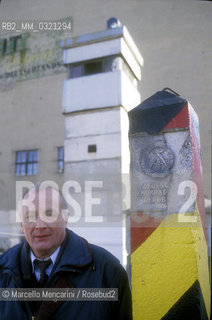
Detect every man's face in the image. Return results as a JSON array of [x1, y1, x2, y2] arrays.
[[21, 188, 67, 259]]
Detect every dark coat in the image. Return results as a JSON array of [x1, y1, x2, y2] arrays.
[[0, 229, 132, 320]]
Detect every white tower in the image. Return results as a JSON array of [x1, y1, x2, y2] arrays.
[[61, 18, 143, 267]]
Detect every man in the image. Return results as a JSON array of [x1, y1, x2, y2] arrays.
[[0, 185, 132, 320]]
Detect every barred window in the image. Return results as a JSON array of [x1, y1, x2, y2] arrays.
[[15, 150, 38, 176], [57, 147, 64, 173]]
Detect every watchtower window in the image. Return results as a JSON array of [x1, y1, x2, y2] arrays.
[[69, 64, 83, 78], [84, 61, 103, 75], [68, 56, 123, 79]]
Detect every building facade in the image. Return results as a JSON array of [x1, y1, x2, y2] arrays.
[[0, 0, 211, 261]]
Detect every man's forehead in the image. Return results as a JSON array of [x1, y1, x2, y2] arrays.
[[22, 188, 61, 206]]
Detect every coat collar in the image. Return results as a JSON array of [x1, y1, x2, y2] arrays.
[[53, 229, 92, 272]]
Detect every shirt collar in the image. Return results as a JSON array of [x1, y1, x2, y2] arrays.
[[30, 246, 60, 272]]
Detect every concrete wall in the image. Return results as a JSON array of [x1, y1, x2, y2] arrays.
[[63, 71, 140, 112], [64, 106, 131, 264]]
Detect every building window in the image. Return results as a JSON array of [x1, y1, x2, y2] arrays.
[[15, 150, 38, 176], [84, 60, 103, 75], [68, 59, 104, 79], [69, 64, 83, 78], [88, 144, 97, 153], [57, 147, 64, 173]]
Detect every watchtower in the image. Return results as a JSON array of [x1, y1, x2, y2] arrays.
[[61, 18, 143, 266]]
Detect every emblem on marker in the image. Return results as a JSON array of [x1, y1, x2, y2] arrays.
[[140, 141, 175, 178]]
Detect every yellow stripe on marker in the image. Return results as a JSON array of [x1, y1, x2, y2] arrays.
[[131, 203, 210, 320]]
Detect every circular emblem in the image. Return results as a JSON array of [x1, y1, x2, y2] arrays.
[[141, 142, 175, 178]]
